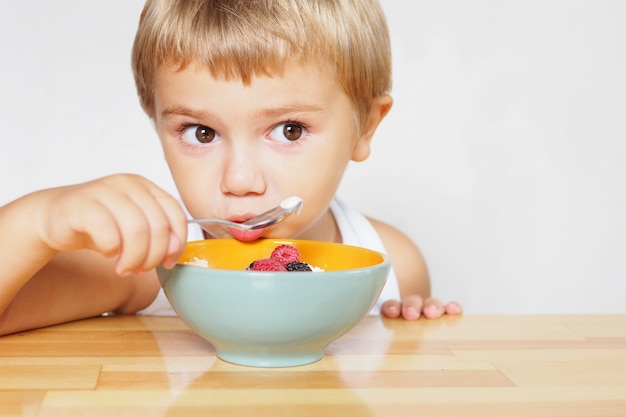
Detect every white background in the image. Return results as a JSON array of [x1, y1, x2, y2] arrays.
[[1, 1, 624, 314]]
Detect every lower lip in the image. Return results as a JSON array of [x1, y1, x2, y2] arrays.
[[228, 228, 267, 241]]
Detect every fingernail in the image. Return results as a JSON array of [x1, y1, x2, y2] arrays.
[[388, 305, 399, 315], [406, 306, 420, 318], [167, 232, 181, 255], [424, 304, 439, 317], [162, 259, 176, 269]]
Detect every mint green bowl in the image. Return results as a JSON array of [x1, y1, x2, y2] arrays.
[[156, 238, 389, 367]]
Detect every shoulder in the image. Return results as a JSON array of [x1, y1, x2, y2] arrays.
[[367, 217, 421, 263], [367, 216, 431, 297]]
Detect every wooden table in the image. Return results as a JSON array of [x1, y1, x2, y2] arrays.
[[1, 314, 625, 416]]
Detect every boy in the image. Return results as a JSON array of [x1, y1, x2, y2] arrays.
[[0, 0, 460, 336]]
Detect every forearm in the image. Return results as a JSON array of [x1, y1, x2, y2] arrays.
[[0, 250, 161, 336], [403, 264, 431, 300], [0, 192, 161, 335], [0, 192, 59, 318]]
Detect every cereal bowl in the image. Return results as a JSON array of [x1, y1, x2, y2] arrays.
[[156, 238, 389, 367]]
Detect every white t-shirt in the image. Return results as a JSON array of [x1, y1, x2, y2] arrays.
[[138, 197, 400, 316]]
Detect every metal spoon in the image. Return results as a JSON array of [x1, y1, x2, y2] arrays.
[[188, 196, 303, 233]]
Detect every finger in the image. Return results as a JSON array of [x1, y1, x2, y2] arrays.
[[38, 186, 122, 255], [68, 201, 124, 256], [73, 210, 131, 276], [422, 297, 445, 319], [148, 188, 188, 268], [381, 299, 402, 318], [401, 294, 424, 320], [37, 176, 179, 276], [100, 177, 182, 275], [98, 193, 153, 276], [124, 187, 180, 272], [50, 178, 153, 275], [444, 301, 463, 315], [159, 231, 182, 269], [118, 178, 188, 271]]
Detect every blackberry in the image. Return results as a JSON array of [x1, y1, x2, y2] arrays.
[[285, 261, 313, 272]]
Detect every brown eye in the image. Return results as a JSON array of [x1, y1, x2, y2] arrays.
[[267, 121, 308, 143], [196, 126, 217, 143], [283, 123, 303, 141]]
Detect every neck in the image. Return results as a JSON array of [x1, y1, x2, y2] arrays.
[[295, 208, 342, 243]]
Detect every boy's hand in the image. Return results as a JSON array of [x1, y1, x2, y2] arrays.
[[35, 174, 187, 276], [381, 296, 462, 320]]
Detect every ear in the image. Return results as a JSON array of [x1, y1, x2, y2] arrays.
[[351, 94, 393, 162]]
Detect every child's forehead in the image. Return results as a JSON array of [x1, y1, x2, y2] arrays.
[[157, 56, 336, 86], [152, 59, 354, 119]]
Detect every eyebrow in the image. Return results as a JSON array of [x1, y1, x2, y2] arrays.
[[160, 103, 323, 120], [160, 105, 211, 120], [257, 103, 324, 118]]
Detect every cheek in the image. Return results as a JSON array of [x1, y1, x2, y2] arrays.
[[159, 136, 213, 181], [277, 152, 347, 200], [165, 154, 221, 207], [298, 139, 354, 176]]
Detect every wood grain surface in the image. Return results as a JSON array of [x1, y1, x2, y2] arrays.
[[1, 314, 625, 416]]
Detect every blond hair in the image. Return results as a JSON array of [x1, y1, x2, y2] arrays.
[[131, 0, 392, 130]]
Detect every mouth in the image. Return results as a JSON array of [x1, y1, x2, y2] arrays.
[[227, 227, 267, 242], [224, 213, 267, 241]]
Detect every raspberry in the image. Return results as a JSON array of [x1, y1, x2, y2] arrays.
[[247, 258, 287, 272], [285, 261, 312, 272], [270, 244, 300, 266]]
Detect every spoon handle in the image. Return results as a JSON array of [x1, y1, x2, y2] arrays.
[[187, 217, 249, 230], [188, 196, 303, 232]]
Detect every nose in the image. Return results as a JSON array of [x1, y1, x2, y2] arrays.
[[219, 144, 266, 196]]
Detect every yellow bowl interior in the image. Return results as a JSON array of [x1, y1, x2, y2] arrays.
[[179, 238, 385, 272]]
